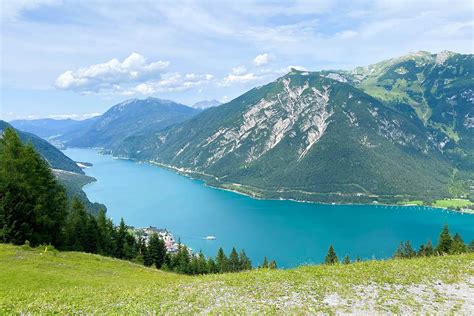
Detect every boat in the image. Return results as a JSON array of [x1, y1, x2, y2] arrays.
[[204, 236, 216, 240]]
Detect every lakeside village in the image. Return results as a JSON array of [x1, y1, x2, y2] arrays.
[[130, 226, 184, 254]]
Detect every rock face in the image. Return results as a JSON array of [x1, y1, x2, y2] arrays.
[[113, 69, 458, 204]]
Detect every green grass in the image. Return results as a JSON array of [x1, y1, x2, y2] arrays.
[[1, 244, 473, 314], [432, 198, 474, 209]]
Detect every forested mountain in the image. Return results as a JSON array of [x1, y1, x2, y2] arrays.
[[0, 120, 83, 174], [64, 97, 200, 149], [328, 51, 473, 170], [113, 68, 462, 203]]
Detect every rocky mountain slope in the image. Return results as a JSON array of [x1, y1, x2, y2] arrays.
[[113, 69, 457, 203]]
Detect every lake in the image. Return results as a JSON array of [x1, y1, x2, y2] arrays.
[[64, 148, 474, 268]]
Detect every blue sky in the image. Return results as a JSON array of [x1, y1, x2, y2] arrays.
[[1, 0, 473, 121]]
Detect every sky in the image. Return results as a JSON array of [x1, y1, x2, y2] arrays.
[[1, 0, 473, 121]]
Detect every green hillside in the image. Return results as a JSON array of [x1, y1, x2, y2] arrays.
[[0, 120, 83, 174], [1, 244, 473, 314]]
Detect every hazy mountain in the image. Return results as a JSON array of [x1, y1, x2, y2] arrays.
[[65, 97, 200, 149], [192, 99, 222, 109], [10, 118, 95, 139], [113, 68, 460, 204]]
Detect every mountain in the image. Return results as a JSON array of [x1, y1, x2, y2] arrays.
[[10, 118, 95, 139], [65, 97, 200, 149], [326, 51, 473, 170], [192, 99, 222, 109], [113, 69, 459, 204], [0, 120, 106, 214], [0, 120, 83, 174]]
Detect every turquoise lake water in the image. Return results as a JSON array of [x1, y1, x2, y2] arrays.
[[64, 148, 474, 268]]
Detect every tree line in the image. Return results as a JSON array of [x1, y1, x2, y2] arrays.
[[323, 224, 474, 265], [0, 128, 276, 275]]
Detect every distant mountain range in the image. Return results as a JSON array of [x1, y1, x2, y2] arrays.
[[11, 97, 200, 150], [192, 99, 222, 109], [9, 51, 473, 204]]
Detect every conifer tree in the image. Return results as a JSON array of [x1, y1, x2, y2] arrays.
[[115, 218, 127, 259], [403, 241, 415, 258], [451, 233, 467, 254], [469, 240, 474, 253], [325, 245, 338, 264], [229, 247, 239, 272], [216, 247, 229, 273], [394, 242, 404, 258], [0, 128, 67, 246], [343, 255, 351, 264], [262, 256, 269, 268], [239, 249, 252, 271], [148, 233, 166, 269], [197, 251, 208, 274], [177, 246, 190, 274], [269, 260, 277, 269], [207, 257, 218, 274], [64, 197, 89, 251], [436, 224, 453, 254]]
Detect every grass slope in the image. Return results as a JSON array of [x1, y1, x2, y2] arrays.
[[1, 244, 473, 314]]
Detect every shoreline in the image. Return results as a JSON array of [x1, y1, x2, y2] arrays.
[[67, 147, 474, 215]]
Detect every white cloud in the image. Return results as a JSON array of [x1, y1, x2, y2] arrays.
[[231, 66, 247, 75], [220, 73, 260, 86], [253, 53, 270, 66], [54, 53, 169, 93], [132, 72, 213, 95]]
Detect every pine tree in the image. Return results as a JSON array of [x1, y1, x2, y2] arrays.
[[143, 243, 153, 267], [469, 240, 474, 253], [403, 241, 415, 258], [451, 233, 467, 254], [115, 218, 127, 259], [207, 257, 218, 273], [64, 197, 89, 251], [343, 255, 351, 264], [177, 246, 190, 274], [216, 247, 228, 273], [355, 256, 362, 262], [325, 245, 338, 264], [436, 224, 453, 255], [196, 251, 208, 274], [148, 233, 166, 269], [229, 247, 239, 272], [96, 208, 114, 256], [418, 240, 434, 257], [262, 256, 269, 268], [0, 128, 67, 246], [269, 260, 277, 269], [394, 242, 404, 258], [239, 249, 252, 271]]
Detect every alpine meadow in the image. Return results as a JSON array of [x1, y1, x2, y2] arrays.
[[1, 0, 473, 314]]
